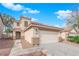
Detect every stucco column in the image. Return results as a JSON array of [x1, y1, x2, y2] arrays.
[[32, 27, 40, 46], [32, 37, 40, 46], [59, 32, 68, 42], [21, 31, 24, 39], [13, 31, 16, 40]]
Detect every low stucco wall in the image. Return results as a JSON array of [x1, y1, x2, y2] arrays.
[[24, 28, 34, 44]]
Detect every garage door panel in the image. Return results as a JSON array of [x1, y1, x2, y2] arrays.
[[39, 30, 59, 44]]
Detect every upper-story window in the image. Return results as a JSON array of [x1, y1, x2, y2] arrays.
[[24, 21, 28, 27], [17, 22, 19, 26]]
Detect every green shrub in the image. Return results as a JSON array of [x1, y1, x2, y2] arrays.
[[67, 36, 74, 38], [74, 36, 79, 43], [67, 36, 74, 42], [5, 28, 12, 33], [67, 35, 79, 43]]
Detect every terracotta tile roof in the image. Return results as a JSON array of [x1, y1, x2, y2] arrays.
[[25, 21, 63, 32], [29, 21, 62, 29]]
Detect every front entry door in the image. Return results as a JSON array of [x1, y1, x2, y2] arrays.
[[16, 31, 21, 39]]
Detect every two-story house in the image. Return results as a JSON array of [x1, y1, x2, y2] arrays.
[[13, 16, 62, 47], [13, 16, 31, 40]]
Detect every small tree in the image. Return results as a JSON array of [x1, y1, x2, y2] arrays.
[[66, 11, 78, 34], [5, 28, 12, 37], [5, 28, 12, 33], [0, 12, 15, 29], [73, 24, 77, 33], [0, 12, 15, 38]]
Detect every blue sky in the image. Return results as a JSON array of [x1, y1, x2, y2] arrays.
[[0, 3, 78, 27]]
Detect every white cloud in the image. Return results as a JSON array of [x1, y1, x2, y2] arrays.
[[28, 9, 40, 14], [1, 3, 40, 14], [31, 18, 38, 21], [25, 8, 40, 14], [55, 10, 72, 20], [1, 3, 24, 11]]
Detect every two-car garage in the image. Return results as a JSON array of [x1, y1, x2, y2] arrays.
[[24, 22, 62, 46], [39, 30, 60, 45]]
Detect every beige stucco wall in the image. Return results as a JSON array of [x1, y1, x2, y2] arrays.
[[24, 28, 34, 44], [20, 18, 31, 30], [60, 32, 68, 40], [13, 17, 31, 40], [13, 17, 31, 30], [25, 27, 60, 45], [39, 30, 60, 44]]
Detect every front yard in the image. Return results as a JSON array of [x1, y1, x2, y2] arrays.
[[1, 38, 79, 56], [0, 39, 14, 56], [0, 39, 47, 56]]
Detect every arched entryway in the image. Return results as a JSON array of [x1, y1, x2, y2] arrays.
[[16, 31, 21, 39]]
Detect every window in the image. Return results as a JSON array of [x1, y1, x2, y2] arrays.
[[24, 21, 28, 27], [17, 23, 19, 26]]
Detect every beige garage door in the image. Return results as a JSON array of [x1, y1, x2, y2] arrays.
[[39, 30, 59, 45]]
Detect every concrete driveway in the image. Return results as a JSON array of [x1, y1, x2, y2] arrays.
[[1, 39, 79, 56], [40, 42, 79, 56]]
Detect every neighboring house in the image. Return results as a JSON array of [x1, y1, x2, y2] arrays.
[[60, 27, 78, 42], [13, 16, 62, 46]]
